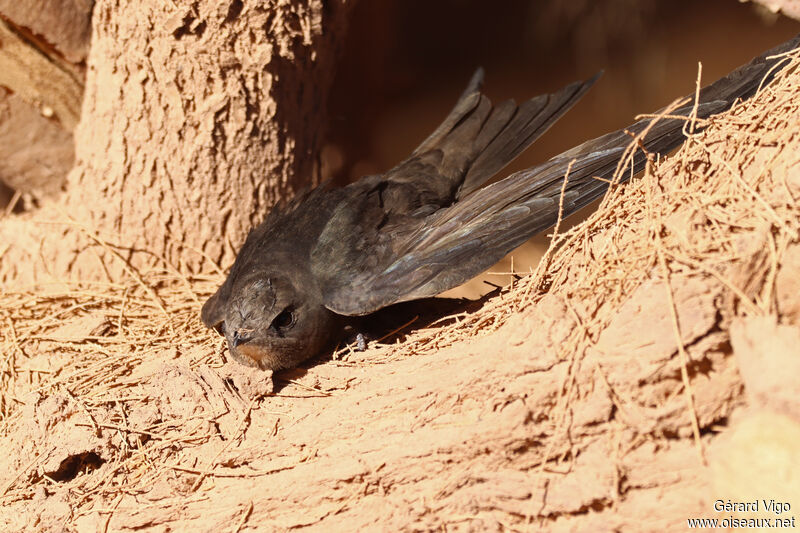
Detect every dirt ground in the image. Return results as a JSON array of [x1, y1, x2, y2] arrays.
[[2, 45, 800, 533]]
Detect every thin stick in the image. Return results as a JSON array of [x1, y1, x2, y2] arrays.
[[2, 189, 22, 217], [231, 501, 254, 533], [643, 158, 706, 465]]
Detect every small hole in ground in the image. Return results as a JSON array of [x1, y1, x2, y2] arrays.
[[46, 452, 105, 482]]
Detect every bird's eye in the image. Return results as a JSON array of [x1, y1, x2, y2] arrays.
[[271, 308, 295, 330]]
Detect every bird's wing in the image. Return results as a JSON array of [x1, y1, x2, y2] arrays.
[[308, 72, 600, 302], [404, 69, 602, 201], [317, 34, 800, 316], [315, 111, 706, 316], [363, 70, 601, 220]]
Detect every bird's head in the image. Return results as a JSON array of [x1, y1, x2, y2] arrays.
[[201, 271, 339, 370]]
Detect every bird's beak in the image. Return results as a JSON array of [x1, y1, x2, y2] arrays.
[[232, 330, 247, 347]]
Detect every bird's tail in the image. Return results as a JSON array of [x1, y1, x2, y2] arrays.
[[408, 68, 601, 200]]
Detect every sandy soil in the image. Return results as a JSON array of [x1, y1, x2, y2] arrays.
[[1, 44, 800, 533]]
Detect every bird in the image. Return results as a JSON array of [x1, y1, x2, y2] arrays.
[[201, 35, 800, 371]]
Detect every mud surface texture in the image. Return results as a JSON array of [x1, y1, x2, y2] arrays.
[[0, 0, 352, 282], [0, 0, 89, 202]]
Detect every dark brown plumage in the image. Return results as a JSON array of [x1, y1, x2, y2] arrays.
[[202, 35, 800, 371]]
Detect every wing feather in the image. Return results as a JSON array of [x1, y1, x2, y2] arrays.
[[319, 35, 800, 316]]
